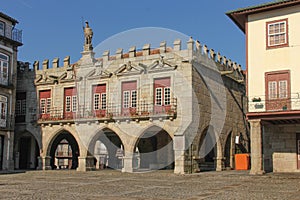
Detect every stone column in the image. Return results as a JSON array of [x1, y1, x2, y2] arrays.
[[215, 157, 224, 171], [77, 156, 95, 172], [42, 156, 52, 170], [174, 135, 186, 174], [36, 156, 43, 170], [249, 119, 265, 175], [122, 152, 134, 173]]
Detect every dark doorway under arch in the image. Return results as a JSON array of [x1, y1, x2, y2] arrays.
[[90, 129, 124, 170], [198, 127, 217, 171], [135, 126, 174, 171], [15, 132, 39, 170], [224, 132, 232, 169], [49, 131, 79, 170]]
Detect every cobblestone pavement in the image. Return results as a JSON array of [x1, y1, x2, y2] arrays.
[[0, 170, 300, 200]]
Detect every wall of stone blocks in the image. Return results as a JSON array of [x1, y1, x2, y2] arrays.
[[263, 124, 300, 172]]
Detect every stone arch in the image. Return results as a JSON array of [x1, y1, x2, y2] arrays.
[[133, 125, 174, 170], [197, 126, 218, 171], [46, 129, 81, 170], [224, 131, 234, 169], [14, 130, 40, 170], [87, 127, 125, 170]]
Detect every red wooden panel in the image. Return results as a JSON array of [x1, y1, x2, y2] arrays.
[[122, 81, 137, 91], [64, 87, 77, 96], [39, 90, 51, 98], [93, 84, 106, 93], [154, 77, 170, 88]]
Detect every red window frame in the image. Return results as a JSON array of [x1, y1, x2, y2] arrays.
[[92, 84, 107, 118], [265, 70, 290, 111], [121, 81, 137, 116], [64, 87, 77, 119], [154, 77, 171, 114]]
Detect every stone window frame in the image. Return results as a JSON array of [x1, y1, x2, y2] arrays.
[[0, 21, 4, 36], [0, 53, 9, 86], [266, 18, 289, 49], [0, 95, 7, 127]]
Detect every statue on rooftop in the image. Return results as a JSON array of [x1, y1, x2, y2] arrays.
[[84, 21, 93, 51]]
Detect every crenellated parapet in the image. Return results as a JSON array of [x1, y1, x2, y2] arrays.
[[34, 56, 77, 85], [33, 37, 244, 86]]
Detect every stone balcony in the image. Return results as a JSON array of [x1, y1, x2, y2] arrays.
[[38, 99, 177, 125]]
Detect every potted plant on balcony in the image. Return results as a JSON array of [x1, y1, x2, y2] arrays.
[[252, 97, 261, 102]]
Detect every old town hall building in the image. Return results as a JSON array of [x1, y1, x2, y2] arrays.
[[14, 22, 247, 173]]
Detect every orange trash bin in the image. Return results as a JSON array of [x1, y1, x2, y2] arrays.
[[235, 154, 250, 170]]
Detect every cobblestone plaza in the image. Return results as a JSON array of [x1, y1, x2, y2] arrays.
[[0, 170, 300, 199]]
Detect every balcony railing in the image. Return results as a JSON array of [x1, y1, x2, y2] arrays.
[[0, 114, 14, 130], [0, 24, 22, 44], [248, 93, 300, 113], [38, 98, 177, 122]]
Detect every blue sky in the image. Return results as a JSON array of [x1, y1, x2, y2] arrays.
[[2, 0, 272, 68]]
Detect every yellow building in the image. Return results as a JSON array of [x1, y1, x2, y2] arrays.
[[228, 0, 300, 173]]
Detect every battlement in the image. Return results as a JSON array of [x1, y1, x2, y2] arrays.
[[33, 56, 72, 71], [33, 38, 244, 83]]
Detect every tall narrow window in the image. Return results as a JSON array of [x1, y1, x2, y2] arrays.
[[131, 90, 137, 108], [0, 95, 7, 127], [72, 96, 77, 112], [101, 93, 107, 110], [65, 96, 71, 112], [0, 22, 4, 36], [40, 99, 46, 114], [123, 91, 130, 108], [164, 87, 171, 105], [155, 88, 162, 105], [94, 94, 100, 110], [267, 19, 288, 48], [0, 53, 9, 85], [46, 98, 51, 114]]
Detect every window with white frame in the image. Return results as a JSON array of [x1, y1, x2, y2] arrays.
[[164, 87, 171, 105], [46, 98, 51, 114], [94, 94, 100, 110], [131, 90, 137, 108], [40, 99, 46, 114], [0, 53, 9, 85], [267, 19, 288, 48], [0, 22, 4, 36], [0, 95, 7, 127], [72, 96, 77, 112], [65, 96, 71, 112], [101, 93, 106, 109], [155, 88, 162, 105], [268, 81, 277, 99], [123, 91, 130, 108]]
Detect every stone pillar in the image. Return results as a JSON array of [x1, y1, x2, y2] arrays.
[[42, 156, 52, 170], [77, 156, 95, 172], [122, 152, 134, 173], [215, 140, 224, 171], [249, 119, 265, 175], [174, 135, 186, 174], [36, 156, 43, 170], [215, 157, 224, 171]]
